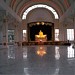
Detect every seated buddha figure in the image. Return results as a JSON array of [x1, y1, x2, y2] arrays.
[[35, 30, 46, 38]]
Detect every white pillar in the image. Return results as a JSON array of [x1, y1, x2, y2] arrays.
[[22, 20, 28, 42], [18, 24, 22, 46], [14, 22, 19, 45], [59, 22, 65, 41], [0, 25, 3, 44], [74, 17, 75, 41], [26, 24, 28, 42], [2, 16, 8, 45]]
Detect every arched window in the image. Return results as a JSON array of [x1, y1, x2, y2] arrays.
[[22, 4, 59, 19]]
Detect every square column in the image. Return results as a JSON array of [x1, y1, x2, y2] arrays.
[[2, 17, 8, 46]]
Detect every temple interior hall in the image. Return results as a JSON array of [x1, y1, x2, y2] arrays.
[[0, 0, 75, 75]]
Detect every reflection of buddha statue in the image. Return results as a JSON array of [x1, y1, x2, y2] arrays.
[[36, 46, 47, 56]]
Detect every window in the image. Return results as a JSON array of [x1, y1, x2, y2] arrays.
[[8, 30, 14, 42], [67, 29, 74, 41], [23, 30, 27, 41], [55, 29, 59, 41]]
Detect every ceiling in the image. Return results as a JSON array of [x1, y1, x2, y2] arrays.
[[3, 0, 75, 18]]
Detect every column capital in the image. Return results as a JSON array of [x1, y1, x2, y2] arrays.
[[3, 15, 8, 23]]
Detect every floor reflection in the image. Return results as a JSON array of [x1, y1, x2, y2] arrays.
[[27, 45, 56, 75], [23, 47, 27, 59], [55, 46, 60, 60], [8, 45, 15, 59], [0, 45, 75, 75], [36, 46, 47, 57], [67, 45, 74, 59]]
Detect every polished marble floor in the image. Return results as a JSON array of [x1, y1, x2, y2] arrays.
[[0, 45, 75, 75]]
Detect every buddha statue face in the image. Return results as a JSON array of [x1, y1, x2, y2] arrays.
[[39, 30, 43, 36]]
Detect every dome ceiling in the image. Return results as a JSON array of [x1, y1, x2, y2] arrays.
[[4, 0, 75, 18]]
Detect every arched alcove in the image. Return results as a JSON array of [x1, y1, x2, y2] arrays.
[[26, 8, 55, 23], [27, 21, 54, 42]]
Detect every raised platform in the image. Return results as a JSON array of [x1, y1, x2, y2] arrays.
[[22, 41, 71, 46]]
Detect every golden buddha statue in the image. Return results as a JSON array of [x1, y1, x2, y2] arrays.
[[35, 30, 46, 38], [35, 30, 47, 42]]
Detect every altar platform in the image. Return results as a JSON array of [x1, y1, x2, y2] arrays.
[[22, 41, 71, 46]]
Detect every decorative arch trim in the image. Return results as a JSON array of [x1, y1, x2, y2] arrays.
[[22, 4, 59, 19], [17, 0, 63, 18]]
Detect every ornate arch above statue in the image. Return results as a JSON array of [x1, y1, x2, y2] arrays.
[[22, 4, 59, 19]]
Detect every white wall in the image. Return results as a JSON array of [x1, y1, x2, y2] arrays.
[[26, 8, 54, 23], [59, 2, 75, 41], [21, 8, 55, 42]]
